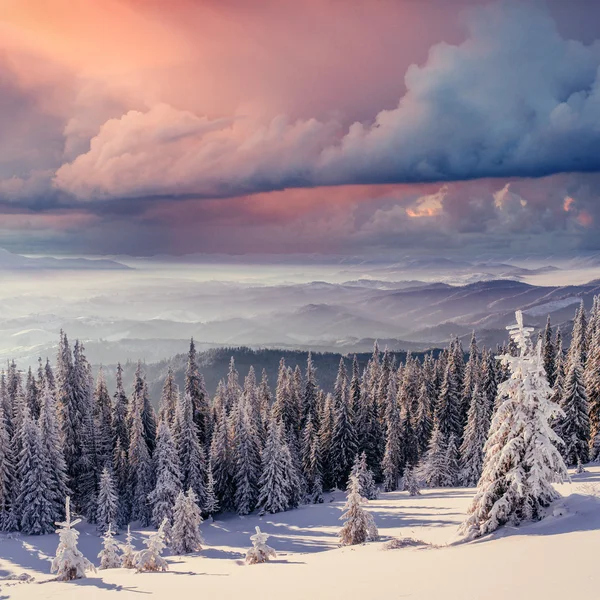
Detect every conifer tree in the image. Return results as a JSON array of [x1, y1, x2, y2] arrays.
[[112, 363, 129, 451], [25, 366, 40, 420], [339, 475, 378, 546], [113, 439, 131, 528], [400, 403, 419, 472], [330, 358, 357, 488], [402, 466, 421, 496], [436, 359, 462, 444], [542, 315, 556, 386], [171, 489, 204, 554], [96, 467, 119, 534], [158, 366, 178, 427], [444, 434, 460, 487], [586, 317, 600, 460], [135, 518, 169, 572], [94, 368, 113, 470], [415, 381, 434, 456], [318, 392, 335, 488], [462, 332, 479, 423], [149, 420, 182, 528], [303, 353, 319, 429], [301, 414, 324, 503], [558, 355, 590, 466], [204, 458, 219, 516], [349, 452, 378, 500], [419, 423, 451, 488], [121, 525, 136, 569], [185, 340, 210, 445], [257, 418, 289, 514], [209, 405, 234, 511], [17, 406, 56, 534], [132, 363, 157, 456], [460, 382, 491, 486], [460, 311, 568, 538], [98, 524, 121, 569], [382, 381, 402, 492], [0, 402, 13, 530], [232, 397, 261, 515], [245, 526, 276, 564], [51, 497, 96, 581], [38, 382, 69, 522], [128, 391, 153, 526], [224, 357, 242, 413], [173, 392, 207, 508]]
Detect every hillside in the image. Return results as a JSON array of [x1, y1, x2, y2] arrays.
[[2, 467, 599, 599]]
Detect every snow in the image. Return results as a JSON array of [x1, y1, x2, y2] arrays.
[[2, 467, 600, 598]]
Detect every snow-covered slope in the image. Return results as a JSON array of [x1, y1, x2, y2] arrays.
[[2, 467, 600, 599]]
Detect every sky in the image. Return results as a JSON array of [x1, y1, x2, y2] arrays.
[[2, 0, 600, 258]]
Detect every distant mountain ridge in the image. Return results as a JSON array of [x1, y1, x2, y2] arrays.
[[0, 248, 131, 270]]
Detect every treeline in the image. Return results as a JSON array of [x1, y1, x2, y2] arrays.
[[0, 296, 598, 536]]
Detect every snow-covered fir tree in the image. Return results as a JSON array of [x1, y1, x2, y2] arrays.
[[128, 390, 153, 526], [415, 380, 434, 456], [204, 458, 219, 516], [173, 391, 207, 509], [542, 315, 556, 386], [185, 339, 210, 445], [112, 363, 129, 452], [17, 405, 56, 535], [330, 358, 357, 488], [113, 438, 130, 528], [245, 526, 277, 564], [158, 366, 178, 427], [557, 354, 590, 466], [436, 358, 462, 444], [257, 417, 289, 514], [94, 367, 113, 470], [171, 489, 204, 554], [135, 518, 169, 572], [96, 467, 119, 534], [98, 524, 121, 569], [349, 452, 378, 500], [460, 311, 569, 538], [232, 395, 261, 515], [209, 405, 234, 511], [149, 420, 182, 528], [402, 466, 421, 496], [382, 377, 402, 492], [339, 475, 378, 546], [0, 401, 13, 531], [419, 422, 452, 488], [121, 525, 136, 569], [586, 320, 600, 460], [459, 382, 491, 486], [51, 497, 96, 581], [38, 382, 69, 523]]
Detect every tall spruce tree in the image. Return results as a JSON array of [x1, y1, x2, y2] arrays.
[[232, 396, 261, 515], [96, 467, 119, 534], [173, 392, 207, 508], [460, 312, 568, 538], [38, 382, 69, 522], [149, 420, 182, 528], [209, 405, 234, 511], [558, 355, 590, 466], [158, 366, 178, 427], [17, 406, 56, 534], [112, 363, 129, 452], [185, 340, 210, 445], [257, 417, 289, 514], [330, 359, 357, 488], [459, 382, 490, 486]]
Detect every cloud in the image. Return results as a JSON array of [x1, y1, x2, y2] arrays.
[[49, 2, 600, 202]]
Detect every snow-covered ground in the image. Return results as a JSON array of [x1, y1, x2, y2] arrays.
[[2, 467, 600, 599]]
